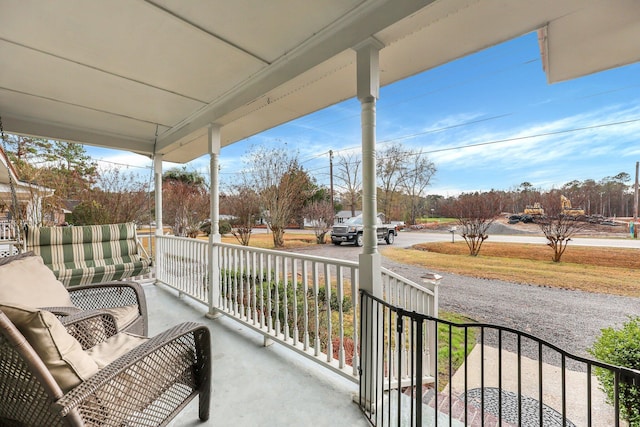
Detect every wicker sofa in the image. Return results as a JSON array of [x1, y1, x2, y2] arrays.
[[0, 251, 148, 335], [0, 306, 211, 426]]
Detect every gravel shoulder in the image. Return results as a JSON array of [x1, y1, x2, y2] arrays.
[[286, 243, 640, 360]]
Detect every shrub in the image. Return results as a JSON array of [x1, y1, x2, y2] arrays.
[[588, 316, 640, 425], [200, 220, 231, 235], [316, 286, 352, 312], [69, 200, 108, 225], [219, 220, 232, 235]]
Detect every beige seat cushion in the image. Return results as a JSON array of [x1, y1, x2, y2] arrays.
[[87, 332, 148, 369], [86, 332, 188, 422], [0, 254, 74, 308], [101, 305, 139, 332], [0, 303, 99, 392]]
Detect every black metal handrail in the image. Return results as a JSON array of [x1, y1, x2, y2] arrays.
[[358, 290, 640, 427]]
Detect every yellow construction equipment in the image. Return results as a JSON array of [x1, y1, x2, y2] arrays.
[[524, 202, 544, 216], [560, 195, 585, 216]]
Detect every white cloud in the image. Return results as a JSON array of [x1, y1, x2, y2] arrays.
[[414, 103, 640, 175]]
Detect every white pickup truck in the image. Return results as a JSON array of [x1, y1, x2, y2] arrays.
[[330, 214, 397, 246]]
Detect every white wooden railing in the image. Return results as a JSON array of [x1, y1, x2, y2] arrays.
[[380, 267, 440, 387], [216, 242, 361, 379], [155, 236, 209, 302], [0, 221, 20, 258], [0, 220, 17, 241], [154, 235, 438, 384]]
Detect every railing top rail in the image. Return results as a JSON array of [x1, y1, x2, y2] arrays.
[[360, 289, 640, 378], [381, 266, 436, 295], [215, 241, 360, 269], [156, 235, 209, 246]]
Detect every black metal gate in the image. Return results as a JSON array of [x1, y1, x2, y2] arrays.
[[358, 290, 640, 427]]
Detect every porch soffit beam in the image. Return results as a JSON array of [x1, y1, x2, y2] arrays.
[[154, 0, 436, 154], [3, 115, 156, 157]]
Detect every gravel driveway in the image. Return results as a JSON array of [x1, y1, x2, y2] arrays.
[[286, 243, 640, 360]]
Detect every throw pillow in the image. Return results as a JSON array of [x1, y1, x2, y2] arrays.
[[0, 254, 73, 307], [1, 303, 99, 392]]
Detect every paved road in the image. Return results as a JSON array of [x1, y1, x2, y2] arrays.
[[396, 228, 640, 249], [249, 223, 640, 248], [286, 239, 640, 361]]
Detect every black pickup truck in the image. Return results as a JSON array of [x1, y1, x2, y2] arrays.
[[330, 215, 397, 246]]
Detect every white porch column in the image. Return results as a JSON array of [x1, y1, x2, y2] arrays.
[[356, 38, 384, 298], [153, 154, 163, 237], [206, 124, 222, 318], [355, 38, 384, 410]]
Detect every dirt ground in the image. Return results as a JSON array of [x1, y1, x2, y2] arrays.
[[425, 216, 631, 238], [503, 218, 629, 237]]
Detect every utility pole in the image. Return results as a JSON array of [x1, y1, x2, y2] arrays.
[[329, 150, 335, 213], [635, 161, 639, 221], [634, 161, 638, 238]]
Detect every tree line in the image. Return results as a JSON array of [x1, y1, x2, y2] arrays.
[[436, 174, 636, 220], [3, 134, 636, 252]]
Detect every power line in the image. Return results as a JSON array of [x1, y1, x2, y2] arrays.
[[420, 117, 640, 156], [213, 114, 640, 182], [94, 158, 152, 169], [378, 113, 513, 144]]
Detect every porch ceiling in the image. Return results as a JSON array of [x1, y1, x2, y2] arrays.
[[1, 0, 639, 163]]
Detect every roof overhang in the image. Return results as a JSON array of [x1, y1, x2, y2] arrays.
[[1, 0, 639, 163], [0, 147, 54, 201], [0, 147, 19, 186]]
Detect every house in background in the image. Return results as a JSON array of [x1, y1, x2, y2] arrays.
[[0, 146, 54, 228], [334, 210, 362, 223]]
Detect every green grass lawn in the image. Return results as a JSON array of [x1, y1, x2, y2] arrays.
[[437, 311, 476, 389]]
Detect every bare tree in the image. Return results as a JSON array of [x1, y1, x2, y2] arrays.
[[443, 192, 501, 256], [537, 191, 586, 262], [402, 151, 436, 225], [377, 143, 409, 220], [302, 200, 334, 244], [335, 153, 361, 216], [244, 146, 311, 248], [224, 185, 261, 246], [74, 168, 150, 225]]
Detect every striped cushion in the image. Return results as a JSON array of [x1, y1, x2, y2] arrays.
[[26, 223, 151, 287]]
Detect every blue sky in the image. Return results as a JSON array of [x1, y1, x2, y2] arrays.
[[90, 32, 640, 196]]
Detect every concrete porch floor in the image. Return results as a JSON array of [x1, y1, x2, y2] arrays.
[[143, 283, 370, 427]]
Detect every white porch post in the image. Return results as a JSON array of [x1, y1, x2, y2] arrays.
[[153, 154, 163, 237], [355, 38, 384, 410], [206, 124, 222, 319], [357, 38, 384, 300]]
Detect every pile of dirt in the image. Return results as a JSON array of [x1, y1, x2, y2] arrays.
[[499, 218, 628, 237], [488, 221, 535, 235]]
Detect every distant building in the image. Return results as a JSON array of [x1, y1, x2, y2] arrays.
[[334, 210, 362, 224], [0, 146, 54, 225]]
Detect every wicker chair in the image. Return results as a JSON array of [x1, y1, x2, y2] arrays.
[[0, 307, 211, 426], [0, 252, 148, 335], [47, 281, 149, 336]]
